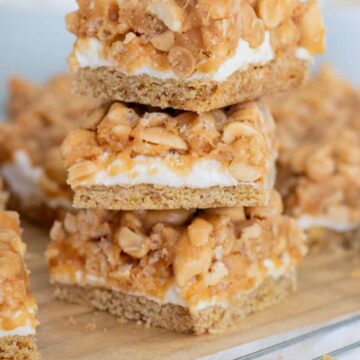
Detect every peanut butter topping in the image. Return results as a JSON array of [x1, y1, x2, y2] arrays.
[[67, 0, 324, 76], [268, 67, 360, 225], [47, 191, 307, 308], [61, 101, 276, 186], [0, 211, 38, 332], [0, 75, 103, 202]]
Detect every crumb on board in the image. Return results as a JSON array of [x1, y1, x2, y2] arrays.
[[67, 316, 77, 326], [85, 321, 97, 330], [117, 317, 128, 325], [350, 268, 360, 279]]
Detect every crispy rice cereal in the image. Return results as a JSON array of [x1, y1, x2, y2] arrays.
[[0, 75, 103, 224], [268, 67, 360, 238], [0, 211, 39, 359], [47, 191, 307, 333], [67, 0, 324, 77]]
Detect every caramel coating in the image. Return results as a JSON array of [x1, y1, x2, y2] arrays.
[[67, 0, 324, 76], [62, 101, 276, 186]]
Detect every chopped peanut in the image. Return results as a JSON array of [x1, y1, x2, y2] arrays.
[[188, 218, 214, 247], [62, 101, 276, 188], [67, 0, 324, 76]]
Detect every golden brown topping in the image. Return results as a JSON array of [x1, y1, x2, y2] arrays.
[[187, 218, 214, 247], [0, 210, 38, 333], [168, 46, 196, 78], [61, 129, 102, 167], [67, 161, 99, 187], [147, 0, 185, 32], [67, 0, 324, 76], [246, 190, 283, 219], [97, 102, 139, 152], [294, 1, 325, 55], [257, 0, 295, 29], [268, 66, 360, 223], [62, 101, 275, 186], [115, 226, 151, 259], [239, 2, 265, 48], [173, 232, 213, 287], [150, 30, 175, 51]]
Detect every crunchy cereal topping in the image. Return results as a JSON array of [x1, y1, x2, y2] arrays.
[[61, 101, 276, 185], [0, 211, 38, 332], [47, 191, 306, 307], [268, 66, 360, 224], [0, 75, 103, 204], [67, 0, 324, 76]]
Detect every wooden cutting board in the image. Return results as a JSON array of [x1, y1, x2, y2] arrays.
[[24, 223, 360, 360]]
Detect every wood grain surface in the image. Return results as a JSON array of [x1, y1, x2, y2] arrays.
[[24, 223, 360, 360]]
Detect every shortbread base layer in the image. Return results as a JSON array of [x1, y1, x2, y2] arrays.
[[307, 227, 360, 252], [75, 50, 308, 112], [0, 335, 38, 360], [73, 183, 271, 210], [54, 272, 296, 335]]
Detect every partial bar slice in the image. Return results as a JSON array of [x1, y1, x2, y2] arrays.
[[0, 211, 39, 359], [0, 178, 9, 210], [67, 0, 324, 111], [268, 66, 360, 250], [61, 101, 277, 210], [46, 191, 307, 334], [0, 75, 102, 225]]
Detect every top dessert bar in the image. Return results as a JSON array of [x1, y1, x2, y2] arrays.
[[67, 0, 325, 111], [268, 67, 360, 241], [0, 75, 102, 224], [0, 211, 39, 359], [61, 100, 277, 210]]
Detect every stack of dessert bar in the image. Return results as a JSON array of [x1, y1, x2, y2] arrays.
[[0, 180, 39, 359], [47, 0, 324, 334]]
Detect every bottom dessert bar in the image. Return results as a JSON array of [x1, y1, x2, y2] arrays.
[[0, 336, 38, 360], [0, 211, 39, 359], [47, 191, 306, 334], [54, 272, 295, 335]]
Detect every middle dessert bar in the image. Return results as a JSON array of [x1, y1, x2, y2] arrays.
[[62, 101, 277, 210]]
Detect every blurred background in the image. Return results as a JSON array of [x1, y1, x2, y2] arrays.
[[0, 0, 360, 113]]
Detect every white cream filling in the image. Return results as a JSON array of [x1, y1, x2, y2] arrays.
[[295, 47, 313, 61], [0, 323, 35, 337], [93, 154, 240, 188], [1, 150, 71, 209], [297, 215, 360, 232], [74, 33, 274, 82], [53, 252, 293, 311]]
